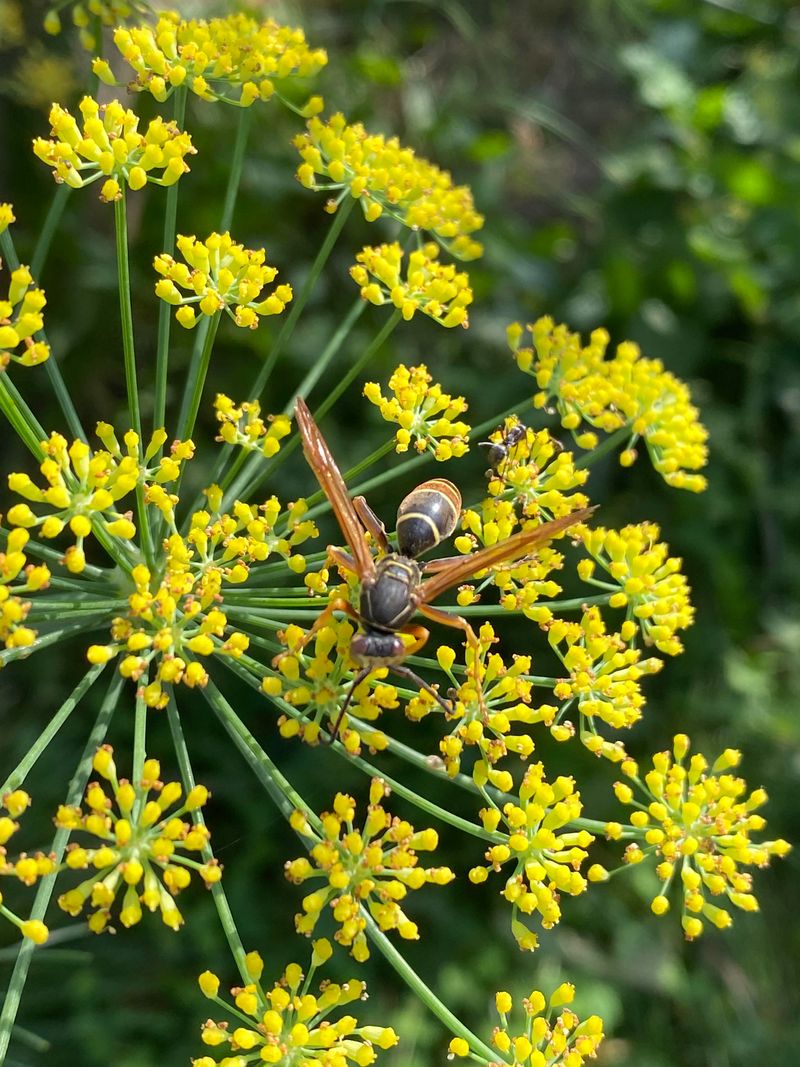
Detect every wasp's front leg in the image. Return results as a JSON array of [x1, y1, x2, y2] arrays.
[[415, 602, 488, 716], [270, 596, 361, 668]]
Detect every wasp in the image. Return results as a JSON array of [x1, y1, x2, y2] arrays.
[[287, 398, 592, 743]]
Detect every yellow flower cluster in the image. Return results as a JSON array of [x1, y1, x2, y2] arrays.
[[154, 232, 292, 330], [455, 503, 569, 614], [0, 789, 52, 945], [98, 11, 327, 107], [580, 523, 694, 655], [56, 746, 219, 933], [89, 494, 317, 707], [285, 780, 454, 961], [548, 607, 663, 744], [481, 419, 590, 519], [6, 427, 190, 574], [213, 395, 292, 457], [510, 317, 709, 492], [364, 364, 470, 461], [414, 625, 555, 780], [45, 2, 149, 52], [268, 618, 394, 754], [196, 941, 398, 1066], [469, 763, 593, 951], [0, 255, 50, 371], [1, 529, 50, 653], [33, 96, 196, 202], [350, 242, 472, 328], [294, 114, 484, 259], [449, 984, 604, 1066], [607, 735, 790, 940]]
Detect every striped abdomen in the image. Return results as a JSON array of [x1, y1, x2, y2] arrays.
[[396, 478, 461, 559]]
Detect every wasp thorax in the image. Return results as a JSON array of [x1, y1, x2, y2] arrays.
[[396, 478, 461, 559]]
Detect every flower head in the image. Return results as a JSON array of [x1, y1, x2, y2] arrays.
[[469, 763, 593, 951], [612, 735, 791, 939], [481, 418, 590, 519], [547, 607, 663, 747], [213, 395, 292, 458], [295, 114, 483, 259], [33, 96, 196, 202], [286, 779, 454, 961], [0, 257, 50, 371], [580, 523, 694, 655], [364, 364, 470, 460], [450, 982, 604, 1066], [511, 317, 709, 491], [100, 11, 326, 106], [154, 232, 292, 330], [350, 242, 472, 328], [408, 625, 553, 780], [89, 494, 316, 708], [195, 942, 398, 1066], [55, 746, 219, 933], [6, 426, 190, 574]]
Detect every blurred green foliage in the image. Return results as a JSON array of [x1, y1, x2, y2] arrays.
[[1, 1, 799, 1065]]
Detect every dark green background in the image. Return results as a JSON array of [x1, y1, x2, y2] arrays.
[[1, 1, 798, 1064]]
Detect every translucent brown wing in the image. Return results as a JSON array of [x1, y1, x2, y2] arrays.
[[295, 397, 376, 580], [417, 508, 595, 603]]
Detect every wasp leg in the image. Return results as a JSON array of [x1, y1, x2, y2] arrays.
[[389, 663, 452, 715], [270, 596, 360, 667], [328, 545, 358, 576], [321, 666, 374, 745], [353, 496, 390, 554], [415, 603, 487, 713], [397, 622, 430, 657]]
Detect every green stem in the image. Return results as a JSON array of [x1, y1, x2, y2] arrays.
[[165, 694, 249, 981], [363, 914, 498, 1063], [201, 677, 322, 835], [0, 374, 45, 458], [248, 197, 355, 402], [575, 424, 632, 469], [315, 309, 401, 423], [31, 183, 71, 279], [219, 106, 253, 232], [282, 297, 367, 415], [329, 750, 497, 843], [176, 312, 221, 443], [225, 309, 401, 509], [0, 672, 123, 1062], [114, 189, 141, 437], [131, 673, 148, 797], [153, 87, 188, 436], [0, 662, 106, 794]]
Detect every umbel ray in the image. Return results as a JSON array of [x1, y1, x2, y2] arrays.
[[285, 398, 593, 743]]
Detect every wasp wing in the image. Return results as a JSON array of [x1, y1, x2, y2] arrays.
[[417, 508, 594, 603], [295, 397, 376, 580]]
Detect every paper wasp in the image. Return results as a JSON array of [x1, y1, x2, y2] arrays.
[[287, 398, 592, 743]]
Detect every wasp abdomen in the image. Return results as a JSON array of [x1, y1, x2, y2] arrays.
[[396, 478, 461, 559]]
